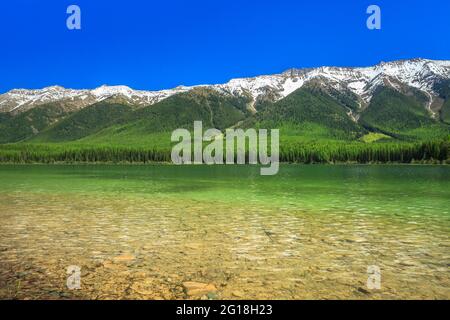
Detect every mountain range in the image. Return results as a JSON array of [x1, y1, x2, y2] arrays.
[[1, 58, 449, 146]]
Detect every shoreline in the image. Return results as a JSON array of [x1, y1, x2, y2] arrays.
[[0, 161, 448, 166]]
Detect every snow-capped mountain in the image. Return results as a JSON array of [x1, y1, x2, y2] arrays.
[[214, 58, 450, 108], [0, 84, 193, 114], [1, 58, 449, 114]]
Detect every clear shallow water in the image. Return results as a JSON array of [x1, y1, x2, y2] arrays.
[[0, 164, 449, 299]]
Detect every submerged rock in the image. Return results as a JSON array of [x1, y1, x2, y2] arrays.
[[182, 281, 217, 298], [113, 254, 135, 263], [357, 287, 371, 294], [232, 290, 245, 298], [131, 280, 154, 296]]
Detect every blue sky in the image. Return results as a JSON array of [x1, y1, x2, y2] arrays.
[[0, 0, 449, 93]]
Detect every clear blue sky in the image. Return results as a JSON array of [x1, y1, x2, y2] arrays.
[[0, 0, 449, 93]]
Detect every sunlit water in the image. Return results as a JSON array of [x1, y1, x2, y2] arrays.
[[0, 165, 449, 299]]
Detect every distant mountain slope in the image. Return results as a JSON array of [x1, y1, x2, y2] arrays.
[[442, 100, 450, 124], [0, 103, 72, 143], [360, 87, 449, 140], [129, 88, 251, 131], [1, 58, 450, 145], [244, 84, 365, 140], [30, 101, 135, 142], [75, 88, 251, 146], [433, 79, 450, 123]]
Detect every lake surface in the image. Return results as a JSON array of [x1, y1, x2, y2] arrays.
[[0, 164, 449, 299]]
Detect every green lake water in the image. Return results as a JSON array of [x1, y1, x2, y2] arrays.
[[0, 164, 449, 299]]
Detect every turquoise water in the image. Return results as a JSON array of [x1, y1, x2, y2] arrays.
[[0, 165, 449, 299]]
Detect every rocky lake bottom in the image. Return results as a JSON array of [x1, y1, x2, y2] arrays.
[[0, 165, 448, 299]]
